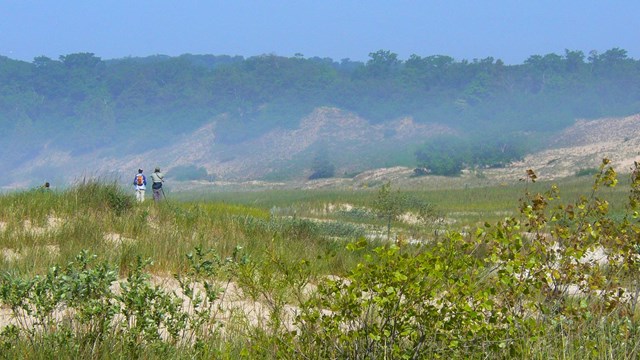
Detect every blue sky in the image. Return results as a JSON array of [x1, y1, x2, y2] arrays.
[[1, 1, 638, 64]]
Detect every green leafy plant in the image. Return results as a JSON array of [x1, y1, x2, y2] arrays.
[[290, 159, 640, 358], [372, 181, 407, 241], [0, 250, 119, 354], [295, 237, 513, 358], [371, 181, 438, 241], [174, 245, 240, 344]]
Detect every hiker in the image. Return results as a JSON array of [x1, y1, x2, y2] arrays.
[[151, 167, 165, 202], [133, 169, 146, 202]]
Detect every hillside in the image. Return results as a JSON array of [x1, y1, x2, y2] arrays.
[[485, 113, 640, 181], [2, 49, 640, 189], [3, 107, 452, 188], [5, 110, 640, 192], [173, 111, 640, 191]]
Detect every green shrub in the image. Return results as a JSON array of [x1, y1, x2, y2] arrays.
[[0, 247, 241, 358], [288, 159, 640, 358], [308, 156, 335, 180], [169, 165, 211, 181], [295, 237, 512, 358]]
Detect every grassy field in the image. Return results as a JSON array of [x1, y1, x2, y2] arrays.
[[1, 169, 639, 358], [175, 173, 630, 228]]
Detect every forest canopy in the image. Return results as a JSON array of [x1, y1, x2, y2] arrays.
[[0, 48, 639, 172]]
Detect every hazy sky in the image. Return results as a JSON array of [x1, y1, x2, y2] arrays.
[[1, 1, 638, 64]]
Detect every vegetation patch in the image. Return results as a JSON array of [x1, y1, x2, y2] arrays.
[[575, 167, 600, 177], [2, 161, 640, 358]]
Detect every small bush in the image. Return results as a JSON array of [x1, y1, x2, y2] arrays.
[[309, 147, 335, 180], [412, 167, 430, 177], [169, 165, 211, 181], [308, 162, 335, 180]]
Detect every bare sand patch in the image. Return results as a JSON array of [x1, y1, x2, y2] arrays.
[[1, 248, 21, 262], [1, 245, 59, 263], [399, 212, 421, 225], [324, 203, 354, 213], [22, 215, 64, 236], [353, 166, 414, 184], [42, 244, 60, 257]]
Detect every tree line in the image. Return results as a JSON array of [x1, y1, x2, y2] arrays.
[[0, 48, 639, 174]]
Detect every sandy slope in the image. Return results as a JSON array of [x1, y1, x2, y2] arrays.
[[484, 114, 640, 182], [3, 111, 640, 190]]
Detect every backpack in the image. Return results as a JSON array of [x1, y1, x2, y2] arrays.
[[136, 174, 144, 186]]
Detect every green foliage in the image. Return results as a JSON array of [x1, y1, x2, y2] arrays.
[[415, 135, 470, 176], [575, 167, 599, 177], [169, 165, 211, 181], [0, 247, 243, 358], [0, 250, 119, 354], [415, 134, 528, 175], [336, 206, 376, 222], [308, 145, 335, 180], [372, 181, 437, 240], [238, 215, 366, 240], [373, 181, 407, 240], [290, 159, 640, 358], [0, 324, 19, 353], [3, 161, 640, 358], [296, 239, 513, 358]]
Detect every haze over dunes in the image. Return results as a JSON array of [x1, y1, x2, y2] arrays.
[[1, 49, 639, 189]]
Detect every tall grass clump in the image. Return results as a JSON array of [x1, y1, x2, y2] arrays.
[[67, 179, 134, 215]]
